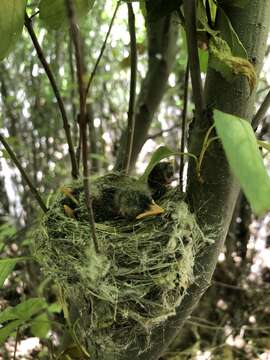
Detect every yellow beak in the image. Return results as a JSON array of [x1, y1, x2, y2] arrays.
[[60, 186, 79, 205], [136, 201, 164, 220]]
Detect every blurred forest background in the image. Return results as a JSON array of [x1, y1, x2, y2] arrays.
[[0, 0, 270, 359]]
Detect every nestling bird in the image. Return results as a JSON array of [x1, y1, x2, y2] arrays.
[[61, 173, 164, 222], [148, 162, 174, 201]]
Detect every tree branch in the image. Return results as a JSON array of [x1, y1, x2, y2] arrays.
[[179, 60, 189, 191], [24, 14, 79, 179], [65, 0, 99, 254], [114, 15, 178, 171], [123, 3, 137, 174], [252, 87, 270, 129], [85, 1, 120, 97], [122, 1, 270, 358], [0, 133, 48, 213], [182, 0, 204, 118], [147, 124, 178, 140]]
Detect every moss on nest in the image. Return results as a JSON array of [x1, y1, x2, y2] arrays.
[[35, 180, 212, 358]]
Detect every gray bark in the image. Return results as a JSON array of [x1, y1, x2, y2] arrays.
[[122, 1, 270, 359], [114, 14, 178, 171]]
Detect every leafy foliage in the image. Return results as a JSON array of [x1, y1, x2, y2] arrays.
[[218, 8, 247, 58], [39, 0, 95, 30], [0, 298, 47, 344], [214, 109, 270, 215], [0, 0, 26, 61], [0, 257, 30, 288]]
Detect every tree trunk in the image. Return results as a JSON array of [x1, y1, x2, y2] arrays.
[[122, 1, 270, 358], [114, 14, 178, 171]]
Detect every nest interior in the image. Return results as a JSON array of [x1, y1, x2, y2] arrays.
[[35, 180, 211, 358]]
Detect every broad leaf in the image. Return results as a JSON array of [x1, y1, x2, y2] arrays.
[[0, 298, 47, 323], [30, 313, 50, 338], [214, 110, 270, 215], [139, 146, 197, 183], [0, 257, 30, 288], [209, 37, 256, 91], [0, 319, 23, 345], [0, 0, 26, 61], [39, 0, 95, 30], [219, 8, 247, 58]]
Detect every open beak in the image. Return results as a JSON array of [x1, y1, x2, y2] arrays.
[[136, 201, 164, 220]]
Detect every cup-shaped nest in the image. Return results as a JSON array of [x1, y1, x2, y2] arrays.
[[35, 184, 211, 358]]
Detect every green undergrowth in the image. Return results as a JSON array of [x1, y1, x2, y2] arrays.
[[35, 184, 212, 359]]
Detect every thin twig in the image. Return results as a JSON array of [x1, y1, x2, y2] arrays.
[[24, 13, 79, 179], [30, 10, 40, 19], [65, 0, 99, 253], [179, 60, 189, 191], [13, 326, 20, 360], [252, 88, 270, 129], [0, 133, 48, 213], [85, 1, 120, 97], [123, 3, 137, 174], [147, 124, 178, 140], [183, 0, 205, 118]]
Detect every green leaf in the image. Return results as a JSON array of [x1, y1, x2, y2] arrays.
[[0, 259, 17, 288], [39, 0, 95, 30], [197, 0, 219, 37], [214, 109, 270, 215], [48, 302, 62, 313], [209, 36, 256, 91], [199, 48, 209, 73], [0, 298, 47, 323], [219, 8, 247, 58], [0, 319, 23, 345], [139, 146, 197, 183], [0, 0, 26, 61], [30, 313, 51, 338], [0, 257, 32, 288], [208, 0, 217, 22], [0, 223, 16, 242]]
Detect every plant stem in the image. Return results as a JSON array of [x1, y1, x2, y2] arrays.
[[183, 0, 205, 118], [0, 133, 48, 213], [85, 1, 120, 97], [252, 88, 270, 129], [65, 0, 99, 254], [24, 13, 79, 179], [13, 326, 20, 360], [147, 124, 178, 140], [124, 3, 137, 174], [179, 60, 189, 191]]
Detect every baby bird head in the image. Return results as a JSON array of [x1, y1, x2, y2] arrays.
[[148, 162, 174, 201], [114, 185, 164, 220], [148, 162, 174, 188]]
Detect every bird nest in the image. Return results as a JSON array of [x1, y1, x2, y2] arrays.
[[35, 180, 212, 358]]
